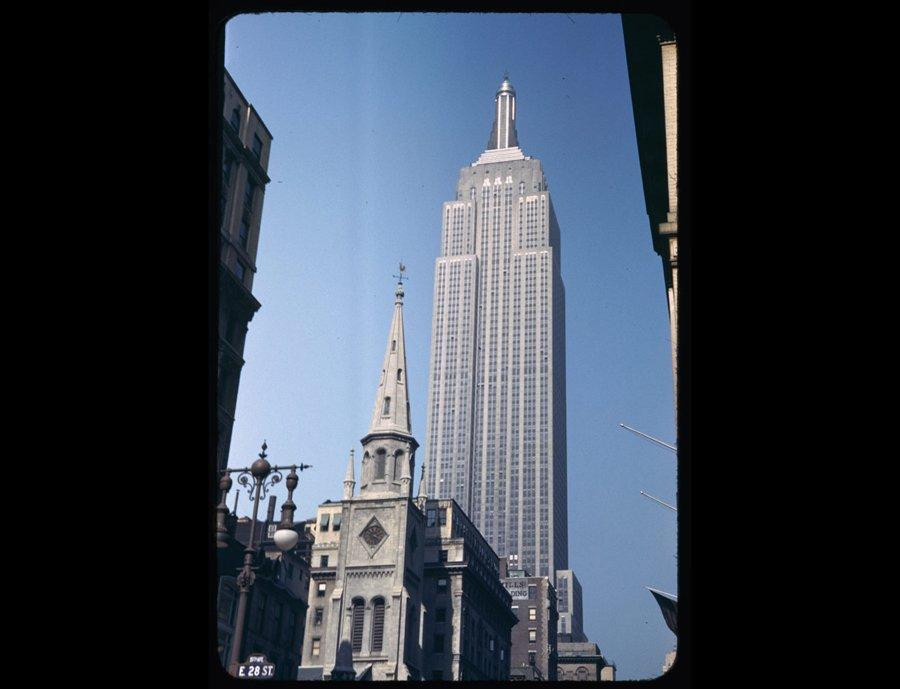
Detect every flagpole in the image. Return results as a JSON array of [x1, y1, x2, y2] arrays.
[[640, 491, 676, 512], [619, 423, 676, 452]]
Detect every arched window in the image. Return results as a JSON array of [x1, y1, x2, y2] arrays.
[[397, 368, 402, 382], [351, 598, 365, 653], [374, 450, 386, 480], [394, 452, 405, 481], [382, 396, 391, 415], [370, 598, 385, 652], [576, 666, 588, 681]]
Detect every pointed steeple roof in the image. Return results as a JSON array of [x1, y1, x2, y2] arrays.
[[368, 272, 412, 437], [343, 448, 355, 499], [417, 461, 428, 500]]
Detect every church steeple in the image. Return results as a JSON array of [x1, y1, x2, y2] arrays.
[[486, 71, 519, 151], [358, 267, 419, 498], [368, 268, 412, 436]]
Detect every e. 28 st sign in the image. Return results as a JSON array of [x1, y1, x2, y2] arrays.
[[237, 654, 275, 679]]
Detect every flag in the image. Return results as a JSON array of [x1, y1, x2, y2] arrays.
[[647, 587, 677, 636]]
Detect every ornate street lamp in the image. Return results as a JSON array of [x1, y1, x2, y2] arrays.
[[217, 441, 311, 676]]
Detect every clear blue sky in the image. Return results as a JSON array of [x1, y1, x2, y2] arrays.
[[225, 12, 676, 680]]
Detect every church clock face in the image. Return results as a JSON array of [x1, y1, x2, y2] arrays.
[[358, 516, 390, 557], [362, 521, 387, 546]]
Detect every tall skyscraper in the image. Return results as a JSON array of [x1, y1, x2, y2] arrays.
[[423, 74, 568, 579]]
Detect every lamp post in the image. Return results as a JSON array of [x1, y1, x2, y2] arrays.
[[217, 441, 311, 676]]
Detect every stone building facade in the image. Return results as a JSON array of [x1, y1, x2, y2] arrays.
[[556, 635, 615, 681], [218, 69, 273, 472], [502, 562, 558, 681], [621, 16, 679, 420], [298, 281, 516, 680], [421, 498, 517, 681]]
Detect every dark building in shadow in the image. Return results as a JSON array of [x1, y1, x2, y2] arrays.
[[218, 70, 273, 472]]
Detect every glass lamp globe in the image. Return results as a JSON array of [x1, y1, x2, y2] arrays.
[[273, 527, 299, 552]]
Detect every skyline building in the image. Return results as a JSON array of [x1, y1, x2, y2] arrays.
[[423, 74, 568, 580]]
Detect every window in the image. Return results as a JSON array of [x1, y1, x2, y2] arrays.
[[437, 578, 447, 591], [234, 260, 246, 281], [528, 651, 537, 666], [529, 607, 537, 621], [252, 134, 263, 159], [439, 508, 447, 526], [371, 598, 385, 652], [374, 450, 386, 479], [250, 592, 266, 632], [576, 667, 588, 680], [426, 509, 436, 527], [314, 608, 323, 625], [271, 603, 282, 641], [230, 108, 240, 132], [433, 633, 444, 652], [529, 629, 537, 643], [243, 179, 256, 210], [239, 218, 250, 248], [394, 452, 405, 481], [320, 555, 329, 568], [319, 513, 330, 531], [435, 607, 446, 622], [439, 549, 448, 563], [397, 368, 402, 382], [284, 610, 296, 645], [382, 396, 391, 415], [332, 513, 341, 531], [405, 603, 417, 659], [391, 339, 396, 351], [217, 580, 236, 625], [317, 582, 327, 597], [351, 598, 365, 653], [528, 585, 537, 600], [311, 638, 321, 656]]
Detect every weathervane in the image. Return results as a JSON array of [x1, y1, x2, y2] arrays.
[[393, 261, 408, 285]]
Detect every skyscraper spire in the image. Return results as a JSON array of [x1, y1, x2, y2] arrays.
[[368, 270, 412, 436], [474, 73, 527, 166], [486, 72, 519, 151]]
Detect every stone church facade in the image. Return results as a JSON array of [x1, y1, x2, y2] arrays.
[[299, 279, 516, 680]]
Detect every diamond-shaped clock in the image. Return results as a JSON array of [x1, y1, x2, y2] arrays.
[[359, 517, 389, 557]]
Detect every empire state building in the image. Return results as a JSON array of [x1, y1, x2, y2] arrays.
[[423, 74, 568, 579]]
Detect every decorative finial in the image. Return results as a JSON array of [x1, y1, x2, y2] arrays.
[[503, 69, 509, 81], [259, 441, 268, 459], [393, 261, 408, 285], [393, 261, 408, 303]]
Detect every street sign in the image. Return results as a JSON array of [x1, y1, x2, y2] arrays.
[[236, 653, 276, 679]]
